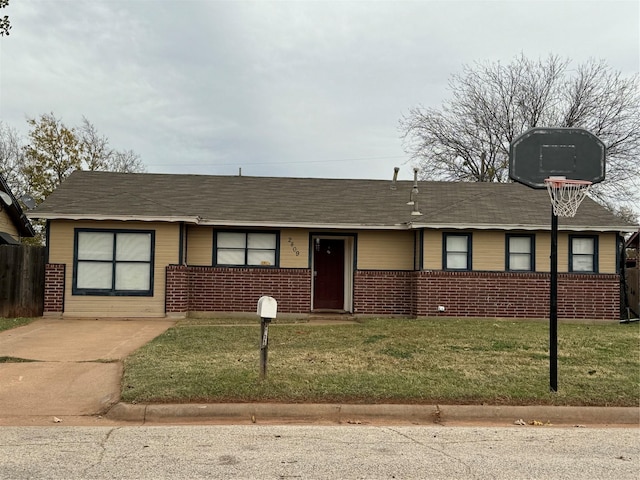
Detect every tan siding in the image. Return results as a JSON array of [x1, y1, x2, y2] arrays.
[[472, 231, 505, 271], [535, 232, 550, 272], [598, 232, 617, 274], [422, 229, 619, 274], [0, 210, 18, 238], [537, 233, 580, 273], [186, 226, 213, 266], [532, 232, 617, 273], [357, 230, 414, 270], [49, 220, 179, 317], [422, 230, 442, 270], [280, 229, 309, 268]]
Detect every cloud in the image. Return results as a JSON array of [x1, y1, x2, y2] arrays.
[[1, 0, 638, 185]]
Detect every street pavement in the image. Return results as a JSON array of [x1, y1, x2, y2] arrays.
[[0, 424, 638, 479]]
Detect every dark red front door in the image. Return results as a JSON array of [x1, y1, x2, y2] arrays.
[[313, 239, 344, 310]]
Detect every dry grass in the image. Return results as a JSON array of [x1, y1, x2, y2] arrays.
[[0, 317, 36, 333]]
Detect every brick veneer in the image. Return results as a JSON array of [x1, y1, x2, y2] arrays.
[[353, 270, 415, 316], [352, 270, 620, 320], [44, 263, 65, 313], [166, 266, 312, 314], [168, 267, 620, 320], [165, 265, 188, 314], [414, 270, 620, 320]]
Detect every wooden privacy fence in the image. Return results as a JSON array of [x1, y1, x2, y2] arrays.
[[0, 245, 46, 317]]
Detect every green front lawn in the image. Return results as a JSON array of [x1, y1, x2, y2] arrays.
[[121, 318, 639, 406]]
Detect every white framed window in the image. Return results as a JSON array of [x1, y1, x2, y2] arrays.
[[73, 229, 154, 296], [506, 234, 535, 271], [443, 233, 471, 270], [215, 231, 279, 267], [570, 235, 598, 273]]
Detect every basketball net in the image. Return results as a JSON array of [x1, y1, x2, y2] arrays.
[[544, 177, 592, 218]]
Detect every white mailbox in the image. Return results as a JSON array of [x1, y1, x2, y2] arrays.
[[257, 296, 277, 319]]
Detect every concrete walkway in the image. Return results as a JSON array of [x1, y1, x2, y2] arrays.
[[0, 318, 174, 423]]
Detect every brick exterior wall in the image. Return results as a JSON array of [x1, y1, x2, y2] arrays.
[[353, 270, 415, 316], [414, 271, 620, 320], [167, 267, 620, 320], [165, 265, 188, 314], [44, 263, 65, 313], [165, 266, 312, 314]]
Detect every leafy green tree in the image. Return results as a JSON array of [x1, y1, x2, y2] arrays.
[[21, 113, 146, 205], [22, 114, 84, 203], [400, 54, 640, 208]]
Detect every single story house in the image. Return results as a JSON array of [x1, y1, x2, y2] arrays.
[[0, 174, 35, 244], [29, 170, 638, 321]]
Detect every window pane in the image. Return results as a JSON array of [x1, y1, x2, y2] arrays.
[[248, 233, 276, 249], [116, 233, 151, 261], [509, 237, 531, 253], [573, 255, 594, 272], [77, 261, 112, 289], [446, 236, 467, 252], [248, 250, 276, 266], [115, 263, 151, 290], [217, 249, 245, 265], [78, 232, 113, 261], [447, 252, 468, 269], [510, 253, 531, 270], [573, 238, 594, 254], [217, 232, 246, 248]]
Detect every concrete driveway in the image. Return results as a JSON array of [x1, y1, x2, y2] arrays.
[[0, 318, 174, 422]]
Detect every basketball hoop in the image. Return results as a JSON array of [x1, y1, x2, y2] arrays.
[[544, 177, 592, 217]]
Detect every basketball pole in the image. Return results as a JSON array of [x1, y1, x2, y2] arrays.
[[549, 208, 559, 392]]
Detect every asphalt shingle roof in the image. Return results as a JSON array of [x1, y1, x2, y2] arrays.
[[30, 171, 637, 232]]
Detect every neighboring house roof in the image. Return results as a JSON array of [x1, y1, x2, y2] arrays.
[[0, 174, 36, 240], [29, 170, 638, 233]]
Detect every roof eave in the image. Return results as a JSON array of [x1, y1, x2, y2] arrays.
[[411, 222, 638, 233], [175, 219, 410, 230], [27, 214, 637, 233], [27, 213, 201, 224]]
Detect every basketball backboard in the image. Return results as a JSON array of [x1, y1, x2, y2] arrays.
[[509, 127, 605, 189]]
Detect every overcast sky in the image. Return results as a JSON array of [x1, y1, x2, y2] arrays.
[[0, 0, 638, 184]]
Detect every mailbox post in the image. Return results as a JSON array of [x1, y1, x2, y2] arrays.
[[257, 296, 277, 380]]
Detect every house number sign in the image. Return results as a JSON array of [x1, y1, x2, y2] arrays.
[[287, 237, 300, 256]]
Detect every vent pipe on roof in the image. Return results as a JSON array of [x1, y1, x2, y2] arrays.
[[409, 168, 421, 215], [390, 167, 399, 190], [407, 168, 419, 205], [238, 167, 242, 176]]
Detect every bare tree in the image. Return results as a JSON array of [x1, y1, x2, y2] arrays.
[[400, 54, 640, 207], [79, 117, 113, 171], [0, 0, 10, 37], [0, 121, 24, 192], [80, 117, 146, 173], [107, 149, 146, 173]]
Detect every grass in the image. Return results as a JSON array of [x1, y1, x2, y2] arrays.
[[122, 318, 640, 406], [0, 317, 37, 333]]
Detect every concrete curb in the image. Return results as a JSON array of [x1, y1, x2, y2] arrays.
[[106, 402, 640, 426]]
